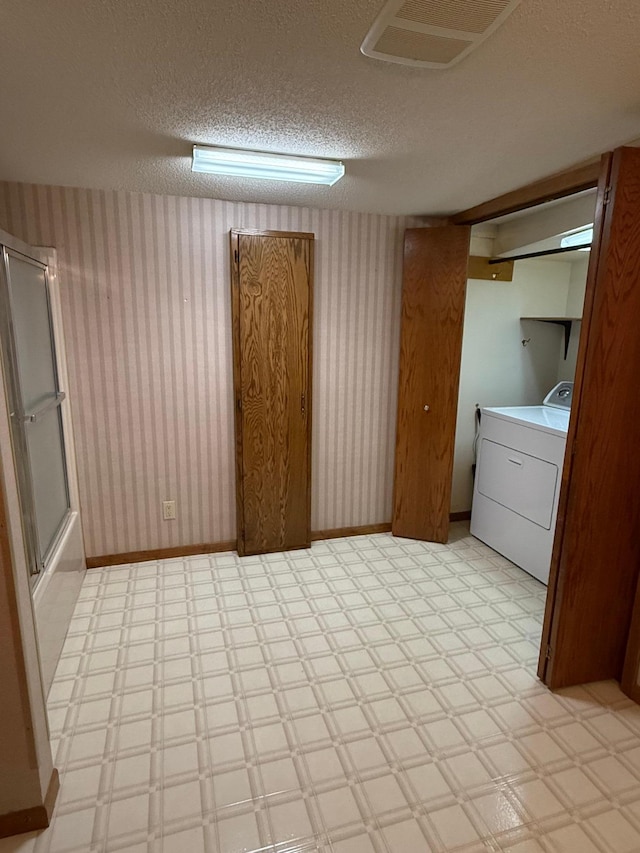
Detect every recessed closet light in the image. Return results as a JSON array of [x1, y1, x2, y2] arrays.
[[560, 226, 593, 250]]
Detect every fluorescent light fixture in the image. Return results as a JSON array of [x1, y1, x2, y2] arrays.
[[192, 145, 345, 186], [560, 225, 593, 250]]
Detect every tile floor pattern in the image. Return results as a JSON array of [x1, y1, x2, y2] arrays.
[[7, 527, 640, 852]]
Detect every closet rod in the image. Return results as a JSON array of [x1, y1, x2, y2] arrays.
[[488, 244, 591, 264]]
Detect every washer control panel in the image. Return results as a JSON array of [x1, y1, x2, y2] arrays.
[[543, 381, 574, 410]]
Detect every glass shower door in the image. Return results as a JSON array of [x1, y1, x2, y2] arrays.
[[0, 248, 70, 580]]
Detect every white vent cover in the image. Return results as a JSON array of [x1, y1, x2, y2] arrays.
[[361, 0, 523, 69]]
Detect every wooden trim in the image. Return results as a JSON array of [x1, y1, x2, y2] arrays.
[[87, 526, 397, 567], [229, 228, 315, 240], [623, 681, 640, 705], [86, 541, 236, 568], [452, 161, 601, 226], [450, 511, 471, 522], [306, 240, 315, 550], [622, 572, 640, 699], [311, 523, 392, 541], [0, 768, 58, 839], [229, 230, 245, 555]]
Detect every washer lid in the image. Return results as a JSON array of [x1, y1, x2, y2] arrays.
[[482, 406, 570, 436], [544, 381, 574, 410]]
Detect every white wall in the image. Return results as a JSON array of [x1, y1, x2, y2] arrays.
[[558, 255, 590, 381], [493, 192, 595, 256], [452, 258, 572, 513], [0, 182, 420, 558], [566, 255, 589, 315]]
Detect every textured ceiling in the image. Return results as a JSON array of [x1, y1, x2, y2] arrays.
[[2, 0, 640, 215]]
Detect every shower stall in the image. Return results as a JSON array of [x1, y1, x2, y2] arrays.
[[0, 228, 85, 693]]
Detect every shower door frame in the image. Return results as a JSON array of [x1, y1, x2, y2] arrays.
[[0, 234, 71, 585]]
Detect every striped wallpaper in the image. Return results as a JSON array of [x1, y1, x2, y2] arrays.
[[0, 182, 417, 558]]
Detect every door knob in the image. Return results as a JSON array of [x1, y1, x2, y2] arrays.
[[423, 405, 430, 412]]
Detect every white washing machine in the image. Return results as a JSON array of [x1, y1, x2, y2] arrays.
[[470, 382, 573, 585]]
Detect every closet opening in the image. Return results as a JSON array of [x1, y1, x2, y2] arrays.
[[454, 188, 597, 589]]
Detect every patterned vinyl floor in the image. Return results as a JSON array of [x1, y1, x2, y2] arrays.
[[6, 525, 640, 852]]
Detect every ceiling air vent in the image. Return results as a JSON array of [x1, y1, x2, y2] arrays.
[[361, 0, 523, 69]]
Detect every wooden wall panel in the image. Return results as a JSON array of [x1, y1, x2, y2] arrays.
[[393, 225, 471, 543], [233, 231, 312, 555]]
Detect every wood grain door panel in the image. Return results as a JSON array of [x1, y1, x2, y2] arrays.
[[231, 231, 313, 556], [539, 148, 640, 688], [392, 225, 471, 543]]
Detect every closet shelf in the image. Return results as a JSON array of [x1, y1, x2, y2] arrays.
[[520, 317, 582, 360]]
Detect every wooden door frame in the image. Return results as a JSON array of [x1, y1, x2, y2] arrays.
[[229, 228, 314, 557], [453, 153, 612, 689], [452, 160, 601, 226], [535, 154, 612, 685]]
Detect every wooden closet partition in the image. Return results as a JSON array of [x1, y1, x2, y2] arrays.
[[392, 225, 471, 543], [539, 148, 640, 689], [230, 229, 313, 557]]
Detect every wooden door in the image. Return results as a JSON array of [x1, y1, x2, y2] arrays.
[[392, 225, 471, 543], [539, 148, 640, 689], [230, 230, 313, 557]]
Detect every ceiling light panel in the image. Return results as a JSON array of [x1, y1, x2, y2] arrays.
[[361, 0, 523, 69], [191, 146, 345, 186]]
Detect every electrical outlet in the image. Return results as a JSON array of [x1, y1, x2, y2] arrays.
[[162, 500, 176, 520]]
